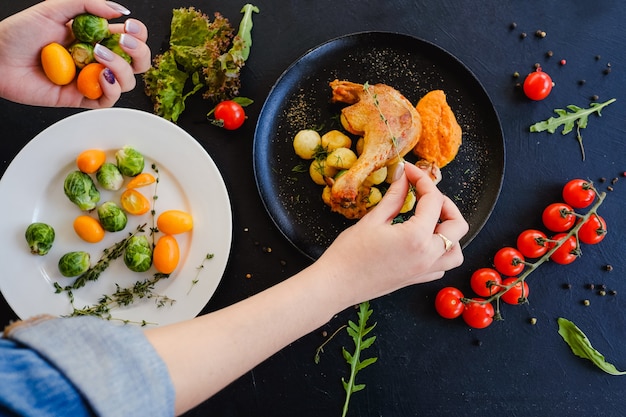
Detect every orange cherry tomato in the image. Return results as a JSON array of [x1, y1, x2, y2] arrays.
[[153, 235, 180, 274], [120, 189, 151, 215], [157, 210, 193, 235], [125, 173, 156, 189], [77, 62, 105, 100], [76, 149, 106, 174], [73, 215, 105, 243], [41, 42, 76, 86]]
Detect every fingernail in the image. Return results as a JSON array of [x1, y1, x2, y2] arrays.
[[119, 34, 138, 49], [124, 19, 141, 35], [391, 161, 405, 182], [105, 1, 131, 15], [94, 43, 115, 62], [103, 68, 115, 84]]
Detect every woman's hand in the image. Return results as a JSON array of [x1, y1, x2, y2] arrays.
[[0, 0, 150, 108], [315, 161, 469, 309]]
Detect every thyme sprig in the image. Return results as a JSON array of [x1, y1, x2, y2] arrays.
[[68, 273, 173, 324], [54, 224, 147, 294], [188, 253, 215, 294], [362, 82, 401, 160]]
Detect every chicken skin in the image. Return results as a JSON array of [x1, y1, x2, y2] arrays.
[[328, 80, 422, 218]]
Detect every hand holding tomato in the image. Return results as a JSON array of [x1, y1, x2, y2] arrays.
[[0, 0, 150, 108]]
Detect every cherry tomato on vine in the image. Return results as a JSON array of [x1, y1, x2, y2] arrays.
[[562, 179, 596, 209], [470, 268, 502, 297], [212, 100, 246, 130], [500, 277, 530, 305], [542, 202, 576, 232], [516, 229, 549, 259], [435, 287, 465, 319], [462, 298, 494, 329], [493, 247, 525, 276], [578, 214, 607, 245], [549, 233, 579, 265], [523, 68, 553, 100]]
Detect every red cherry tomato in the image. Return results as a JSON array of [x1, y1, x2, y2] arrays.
[[516, 229, 549, 259], [500, 277, 530, 305], [470, 268, 502, 297], [462, 298, 494, 329], [549, 233, 579, 265], [213, 100, 246, 130], [542, 203, 576, 232], [493, 247, 525, 276], [562, 179, 596, 209], [434, 287, 465, 319], [523, 68, 553, 100], [578, 214, 607, 245]]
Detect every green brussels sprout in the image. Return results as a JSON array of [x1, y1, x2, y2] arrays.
[[68, 42, 95, 69], [100, 34, 132, 64], [115, 146, 145, 177], [58, 251, 91, 277], [97, 201, 128, 232], [71, 13, 110, 43], [25, 222, 55, 256], [64, 170, 100, 211], [124, 235, 153, 272], [96, 162, 124, 191]]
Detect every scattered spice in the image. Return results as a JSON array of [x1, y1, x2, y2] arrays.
[[609, 290, 617, 296], [611, 177, 619, 185], [591, 94, 599, 101], [546, 50, 554, 58], [598, 290, 607, 296], [563, 283, 572, 290], [509, 22, 517, 30], [607, 186, 614, 191], [587, 283, 595, 290], [582, 299, 591, 306], [529, 317, 538, 325], [578, 79, 586, 86], [245, 273, 253, 279], [560, 59, 567, 66], [604, 264, 614, 271], [520, 32, 527, 39], [535, 30, 546, 38]]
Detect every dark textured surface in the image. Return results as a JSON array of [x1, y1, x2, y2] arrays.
[[2, 1, 626, 416]]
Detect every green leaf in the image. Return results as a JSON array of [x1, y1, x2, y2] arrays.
[[357, 357, 378, 371], [360, 335, 377, 350], [237, 4, 260, 61], [557, 317, 626, 376], [529, 98, 615, 134]]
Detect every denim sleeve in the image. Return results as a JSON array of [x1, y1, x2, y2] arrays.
[[2, 316, 175, 417]]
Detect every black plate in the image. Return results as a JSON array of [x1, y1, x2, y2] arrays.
[[253, 32, 505, 260]]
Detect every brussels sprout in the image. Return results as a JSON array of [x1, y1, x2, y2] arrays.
[[71, 13, 110, 43], [124, 235, 153, 272], [115, 146, 145, 177], [68, 42, 95, 69], [100, 34, 132, 64], [58, 251, 91, 277], [25, 222, 55, 256], [96, 162, 124, 191], [64, 170, 100, 211], [97, 201, 127, 232]]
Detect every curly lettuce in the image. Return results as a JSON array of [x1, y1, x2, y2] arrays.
[[143, 5, 259, 122]]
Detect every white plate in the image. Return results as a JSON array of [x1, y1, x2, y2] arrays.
[[0, 108, 232, 326]]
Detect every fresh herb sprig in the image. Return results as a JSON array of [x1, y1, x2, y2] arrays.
[[68, 273, 173, 324], [529, 98, 616, 161], [341, 301, 378, 417], [363, 82, 400, 158]]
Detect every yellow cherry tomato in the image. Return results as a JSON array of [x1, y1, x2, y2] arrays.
[[41, 42, 76, 86], [77, 62, 105, 100], [76, 149, 106, 174], [120, 189, 151, 215], [157, 210, 193, 235], [153, 235, 180, 274], [125, 173, 156, 189], [73, 215, 105, 243]]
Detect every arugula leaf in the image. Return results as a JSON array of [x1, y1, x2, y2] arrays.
[[341, 301, 378, 417], [557, 317, 626, 376]]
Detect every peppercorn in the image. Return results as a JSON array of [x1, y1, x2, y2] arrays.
[[510, 22, 517, 30], [607, 186, 614, 191], [546, 50, 554, 58], [473, 339, 483, 347], [604, 264, 614, 271], [604, 68, 612, 75], [583, 299, 591, 306], [578, 79, 586, 86], [611, 177, 619, 185], [245, 273, 252, 279], [599, 177, 606, 183], [609, 290, 617, 296], [599, 290, 607, 296], [562, 283, 572, 290], [529, 317, 538, 325], [535, 30, 546, 38], [513, 71, 520, 78], [587, 283, 595, 290], [591, 94, 599, 101], [520, 32, 527, 39]]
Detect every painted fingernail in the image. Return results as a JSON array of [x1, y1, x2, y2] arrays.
[[124, 19, 141, 35], [392, 161, 405, 182], [94, 43, 114, 61], [105, 1, 131, 15], [119, 34, 138, 49], [103, 68, 115, 84]]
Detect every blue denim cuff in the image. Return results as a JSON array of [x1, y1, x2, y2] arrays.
[[5, 316, 175, 417]]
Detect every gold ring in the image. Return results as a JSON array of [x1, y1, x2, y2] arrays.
[[437, 233, 453, 252]]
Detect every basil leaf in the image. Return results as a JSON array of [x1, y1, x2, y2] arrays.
[[557, 317, 626, 376]]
